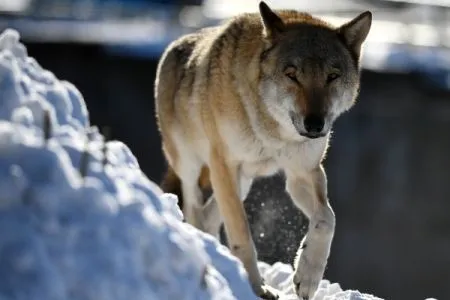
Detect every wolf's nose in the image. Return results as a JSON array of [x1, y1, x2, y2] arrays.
[[304, 115, 324, 134]]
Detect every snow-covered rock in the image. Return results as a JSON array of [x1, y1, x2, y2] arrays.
[[0, 28, 386, 300]]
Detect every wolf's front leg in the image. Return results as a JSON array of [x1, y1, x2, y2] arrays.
[[209, 149, 279, 299], [286, 166, 335, 300]]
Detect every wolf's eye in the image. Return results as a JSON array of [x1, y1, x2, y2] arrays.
[[327, 73, 340, 83], [285, 67, 298, 83]]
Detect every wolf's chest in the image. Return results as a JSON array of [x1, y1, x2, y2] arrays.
[[235, 141, 284, 177], [234, 137, 327, 178]]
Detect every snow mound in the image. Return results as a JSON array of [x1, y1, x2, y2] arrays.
[[0, 28, 255, 300], [259, 262, 383, 300], [0, 28, 386, 300]]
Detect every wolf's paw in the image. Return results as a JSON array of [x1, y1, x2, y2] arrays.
[[292, 248, 326, 300], [256, 284, 280, 300]]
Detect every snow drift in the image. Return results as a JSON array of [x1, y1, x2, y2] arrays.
[[0, 28, 384, 300]]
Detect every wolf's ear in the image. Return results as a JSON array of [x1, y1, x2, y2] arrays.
[[259, 1, 285, 40], [338, 11, 372, 56]]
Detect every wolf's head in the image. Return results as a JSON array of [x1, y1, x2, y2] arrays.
[[258, 1, 372, 139]]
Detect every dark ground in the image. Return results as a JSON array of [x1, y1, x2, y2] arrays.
[[24, 41, 450, 300]]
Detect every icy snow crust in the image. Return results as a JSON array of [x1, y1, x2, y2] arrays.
[[0, 28, 383, 300]]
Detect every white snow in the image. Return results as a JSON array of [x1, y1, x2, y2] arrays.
[[0, 28, 385, 300]]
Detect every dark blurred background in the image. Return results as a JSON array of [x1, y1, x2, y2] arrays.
[[4, 0, 450, 299]]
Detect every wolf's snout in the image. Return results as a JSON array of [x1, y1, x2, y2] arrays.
[[303, 115, 324, 135]]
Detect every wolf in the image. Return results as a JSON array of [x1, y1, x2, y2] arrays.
[[154, 2, 371, 299]]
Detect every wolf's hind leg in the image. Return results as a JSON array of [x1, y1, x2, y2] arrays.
[[202, 195, 221, 239], [176, 158, 207, 231], [203, 175, 253, 240]]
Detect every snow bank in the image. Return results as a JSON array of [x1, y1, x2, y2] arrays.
[[260, 262, 382, 300], [0, 28, 384, 300]]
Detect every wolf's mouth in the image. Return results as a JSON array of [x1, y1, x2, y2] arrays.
[[299, 131, 327, 139]]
